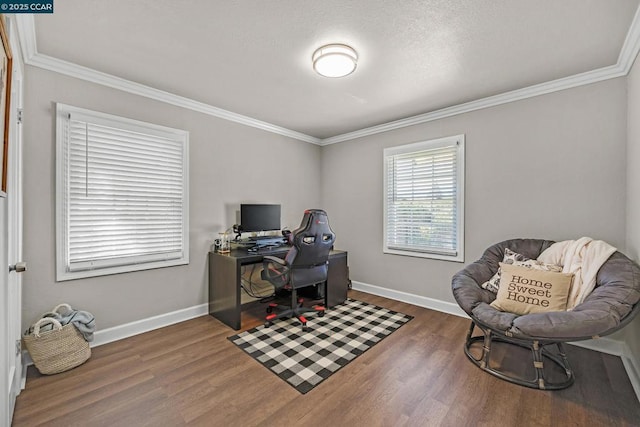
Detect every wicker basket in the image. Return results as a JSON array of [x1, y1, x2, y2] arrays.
[[23, 317, 91, 375]]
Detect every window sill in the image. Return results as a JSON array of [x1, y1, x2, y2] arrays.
[[383, 247, 464, 263], [56, 257, 189, 282]]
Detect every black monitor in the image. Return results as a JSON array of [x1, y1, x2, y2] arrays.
[[240, 204, 281, 232]]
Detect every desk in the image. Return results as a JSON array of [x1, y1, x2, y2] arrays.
[[208, 248, 349, 330]]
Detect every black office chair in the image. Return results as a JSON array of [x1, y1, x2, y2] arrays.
[[261, 209, 336, 331]]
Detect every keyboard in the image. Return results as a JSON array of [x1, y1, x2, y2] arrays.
[[247, 245, 288, 254], [249, 235, 283, 241]]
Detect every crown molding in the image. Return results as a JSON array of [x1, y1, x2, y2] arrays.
[[14, 14, 37, 63], [32, 53, 321, 144], [319, 64, 627, 145], [619, 3, 640, 75], [34, 53, 321, 143], [320, 5, 640, 145], [14, 8, 640, 146], [14, 15, 321, 145]]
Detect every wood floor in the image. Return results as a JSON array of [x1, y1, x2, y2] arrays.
[[12, 290, 640, 426]]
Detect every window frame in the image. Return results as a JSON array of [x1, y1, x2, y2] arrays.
[[55, 103, 190, 281], [383, 134, 465, 262]]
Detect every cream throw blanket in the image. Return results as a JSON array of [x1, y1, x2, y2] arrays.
[[537, 237, 616, 310]]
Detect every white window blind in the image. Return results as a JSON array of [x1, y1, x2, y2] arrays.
[[56, 104, 189, 280], [383, 135, 464, 261]]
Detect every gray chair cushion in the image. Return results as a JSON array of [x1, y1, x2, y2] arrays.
[[452, 239, 640, 340]]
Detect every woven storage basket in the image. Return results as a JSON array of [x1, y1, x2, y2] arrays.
[[23, 317, 91, 375]]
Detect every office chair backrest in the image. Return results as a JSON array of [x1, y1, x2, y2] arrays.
[[285, 209, 336, 288]]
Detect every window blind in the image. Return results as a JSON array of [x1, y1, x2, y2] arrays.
[[57, 104, 189, 279], [384, 136, 464, 260]]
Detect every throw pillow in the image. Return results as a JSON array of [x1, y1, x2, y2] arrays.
[[481, 248, 529, 293], [490, 263, 574, 315], [482, 249, 563, 293]]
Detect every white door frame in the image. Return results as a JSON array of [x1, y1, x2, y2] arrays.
[[0, 180, 9, 426], [3, 15, 24, 427]]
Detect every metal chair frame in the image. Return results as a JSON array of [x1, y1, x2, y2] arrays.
[[464, 320, 574, 390]]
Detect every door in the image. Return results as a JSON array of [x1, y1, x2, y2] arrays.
[[0, 190, 9, 427], [2, 16, 24, 427]]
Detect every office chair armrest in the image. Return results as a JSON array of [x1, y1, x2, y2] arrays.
[[261, 256, 290, 287], [262, 256, 286, 266]]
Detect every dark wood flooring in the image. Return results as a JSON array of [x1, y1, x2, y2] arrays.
[[12, 291, 640, 426]]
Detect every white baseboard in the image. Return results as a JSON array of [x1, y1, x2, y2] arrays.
[[569, 337, 640, 401], [351, 280, 469, 318], [621, 353, 640, 403], [21, 302, 209, 387], [568, 336, 626, 356], [351, 279, 640, 402], [91, 303, 209, 347]]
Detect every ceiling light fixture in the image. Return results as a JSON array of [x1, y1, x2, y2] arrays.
[[312, 44, 358, 78]]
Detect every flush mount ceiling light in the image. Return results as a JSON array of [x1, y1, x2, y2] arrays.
[[312, 44, 358, 78]]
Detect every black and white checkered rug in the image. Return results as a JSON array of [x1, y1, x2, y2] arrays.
[[227, 299, 413, 394]]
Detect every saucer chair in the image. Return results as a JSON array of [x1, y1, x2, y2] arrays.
[[452, 238, 640, 390]]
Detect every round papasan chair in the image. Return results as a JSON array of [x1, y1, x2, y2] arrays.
[[452, 238, 640, 390]]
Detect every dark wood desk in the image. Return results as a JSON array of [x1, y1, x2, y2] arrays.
[[208, 248, 349, 330]]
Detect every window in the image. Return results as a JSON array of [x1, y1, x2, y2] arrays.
[[383, 134, 464, 261], [56, 104, 189, 281]]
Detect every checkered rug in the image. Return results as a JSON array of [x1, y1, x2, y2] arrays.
[[227, 299, 413, 394]]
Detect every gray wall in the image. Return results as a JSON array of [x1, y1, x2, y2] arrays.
[[321, 78, 627, 305], [22, 66, 321, 330], [625, 52, 640, 368]]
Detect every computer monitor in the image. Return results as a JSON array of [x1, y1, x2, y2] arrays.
[[240, 204, 281, 232]]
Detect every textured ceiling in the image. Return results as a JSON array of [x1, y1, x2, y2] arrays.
[[33, 0, 640, 139]]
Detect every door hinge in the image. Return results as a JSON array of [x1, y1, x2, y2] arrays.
[[15, 339, 21, 356], [17, 108, 23, 124]]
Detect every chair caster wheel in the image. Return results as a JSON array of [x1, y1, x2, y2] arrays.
[[302, 325, 308, 332], [265, 321, 272, 328], [266, 307, 273, 314], [318, 311, 325, 318]]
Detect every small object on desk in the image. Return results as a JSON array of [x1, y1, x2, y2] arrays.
[[214, 231, 231, 253], [218, 232, 231, 253]]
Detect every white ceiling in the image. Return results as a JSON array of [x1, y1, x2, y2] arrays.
[[31, 0, 640, 140]]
